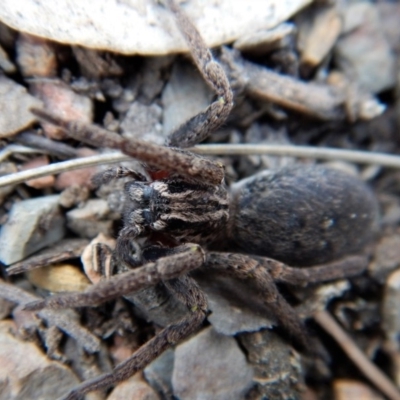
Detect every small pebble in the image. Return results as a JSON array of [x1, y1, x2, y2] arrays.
[[108, 373, 159, 400], [240, 329, 304, 399], [382, 268, 400, 347], [297, 4, 341, 68], [196, 273, 275, 335], [16, 33, 57, 77], [369, 235, 400, 284], [0, 43, 16, 73], [144, 349, 175, 399], [55, 148, 98, 190], [334, 3, 396, 94], [333, 379, 384, 400], [121, 102, 164, 144], [21, 155, 55, 189], [66, 199, 114, 238], [0, 195, 65, 265], [172, 326, 253, 400], [234, 22, 295, 54], [0, 320, 80, 399], [162, 61, 212, 137], [27, 264, 90, 293], [30, 79, 93, 140], [0, 75, 42, 138]]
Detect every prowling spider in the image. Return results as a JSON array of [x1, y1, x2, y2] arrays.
[[26, 0, 379, 398]]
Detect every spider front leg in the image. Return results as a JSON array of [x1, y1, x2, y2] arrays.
[[24, 244, 204, 311], [164, 0, 233, 147], [23, 244, 208, 399], [30, 0, 233, 184], [60, 275, 208, 400], [30, 108, 224, 185]]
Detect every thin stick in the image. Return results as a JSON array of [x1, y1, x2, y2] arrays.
[[193, 144, 400, 167], [2, 144, 400, 188], [314, 310, 400, 400], [0, 152, 131, 187]]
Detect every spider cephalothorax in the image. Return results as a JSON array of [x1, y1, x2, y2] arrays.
[[121, 176, 229, 244]]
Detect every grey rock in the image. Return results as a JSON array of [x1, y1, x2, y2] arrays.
[[240, 329, 304, 400], [144, 349, 175, 399], [172, 326, 254, 400], [162, 61, 212, 138], [0, 75, 42, 138], [334, 3, 396, 94], [234, 22, 295, 54], [66, 199, 114, 239], [0, 0, 313, 55], [0, 162, 17, 205], [0, 320, 80, 400], [108, 374, 159, 400], [121, 102, 164, 145], [0, 43, 15, 73], [382, 268, 400, 347], [369, 235, 400, 284], [0, 195, 65, 265], [195, 273, 275, 335], [297, 4, 341, 68]]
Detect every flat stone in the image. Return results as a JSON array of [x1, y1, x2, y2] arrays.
[[66, 199, 114, 239], [27, 264, 90, 293], [0, 75, 42, 138], [144, 349, 175, 399], [0, 195, 65, 265], [0, 0, 312, 55], [297, 4, 342, 68], [0, 320, 80, 400], [333, 379, 384, 400], [162, 61, 212, 138], [16, 33, 57, 77], [234, 22, 295, 54], [108, 373, 159, 400], [382, 268, 400, 347], [369, 234, 400, 284], [240, 329, 304, 399], [30, 79, 93, 140], [334, 3, 396, 94], [196, 273, 275, 335], [172, 326, 253, 400], [121, 102, 164, 144]]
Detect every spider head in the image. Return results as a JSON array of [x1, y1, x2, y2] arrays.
[[122, 177, 229, 245]]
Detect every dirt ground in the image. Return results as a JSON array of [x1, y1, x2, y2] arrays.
[[1, 1, 400, 399]]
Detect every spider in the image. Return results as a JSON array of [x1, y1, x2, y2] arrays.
[[26, 0, 379, 398]]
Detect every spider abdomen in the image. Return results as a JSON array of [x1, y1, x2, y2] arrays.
[[228, 165, 379, 266]]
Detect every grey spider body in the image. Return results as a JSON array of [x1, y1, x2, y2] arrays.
[[118, 164, 379, 269]]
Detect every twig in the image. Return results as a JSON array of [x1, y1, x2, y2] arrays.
[[0, 152, 131, 187], [0, 144, 42, 162], [221, 47, 385, 121], [0, 279, 100, 353], [15, 131, 78, 159], [193, 144, 400, 168], [314, 310, 400, 400], [1, 144, 400, 188]]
